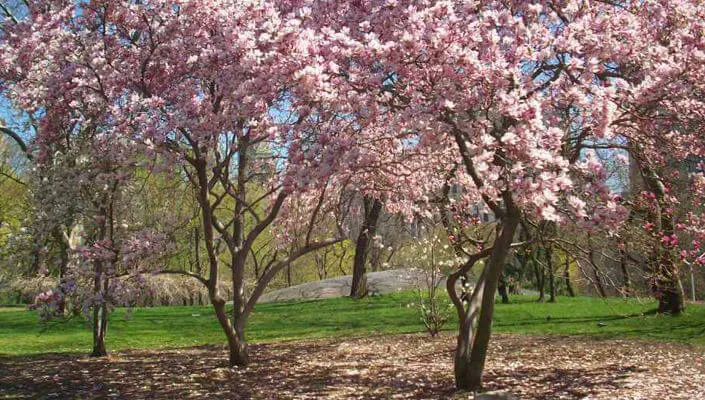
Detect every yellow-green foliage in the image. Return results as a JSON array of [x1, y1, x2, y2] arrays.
[[0, 136, 29, 252], [280, 240, 355, 288], [553, 249, 580, 295]]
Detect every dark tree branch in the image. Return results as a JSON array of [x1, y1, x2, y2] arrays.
[[243, 237, 345, 318], [0, 170, 25, 186], [0, 126, 30, 159], [305, 183, 328, 245], [0, 2, 18, 24], [241, 192, 287, 256], [158, 269, 209, 287]]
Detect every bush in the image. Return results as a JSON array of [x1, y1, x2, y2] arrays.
[[412, 235, 457, 337]]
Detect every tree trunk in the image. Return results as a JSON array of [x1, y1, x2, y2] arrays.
[[563, 256, 575, 297], [532, 249, 545, 302], [546, 247, 556, 303], [230, 248, 249, 367], [638, 162, 684, 314], [286, 263, 292, 287], [369, 245, 381, 272], [211, 294, 248, 367], [619, 249, 631, 298], [91, 206, 109, 358], [91, 272, 109, 357], [91, 300, 108, 357], [454, 209, 519, 391], [193, 154, 249, 367], [350, 196, 383, 299], [657, 286, 685, 315], [656, 257, 685, 315], [315, 252, 327, 280], [497, 271, 509, 304], [587, 241, 607, 298], [652, 217, 685, 314], [689, 264, 697, 302], [229, 139, 251, 367], [53, 228, 69, 316], [230, 319, 249, 367]]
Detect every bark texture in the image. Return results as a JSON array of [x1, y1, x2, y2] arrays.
[[350, 196, 383, 299]]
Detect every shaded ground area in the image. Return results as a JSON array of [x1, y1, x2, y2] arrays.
[[1, 333, 703, 399]]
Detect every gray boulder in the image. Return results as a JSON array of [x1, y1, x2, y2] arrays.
[[258, 268, 428, 303]]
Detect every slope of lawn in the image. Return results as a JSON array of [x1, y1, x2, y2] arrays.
[[1, 293, 704, 356]]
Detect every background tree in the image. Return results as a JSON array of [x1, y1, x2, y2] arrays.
[[349, 194, 383, 298]]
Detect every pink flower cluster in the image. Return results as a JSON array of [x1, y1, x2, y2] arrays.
[[2, 0, 705, 301]]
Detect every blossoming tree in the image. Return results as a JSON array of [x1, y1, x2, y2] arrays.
[[305, 0, 705, 390], [4, 0, 705, 393], [0, 0, 402, 366]]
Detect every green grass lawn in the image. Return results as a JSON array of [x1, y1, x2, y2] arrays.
[[1, 293, 704, 356]]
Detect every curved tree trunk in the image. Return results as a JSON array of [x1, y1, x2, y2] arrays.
[[350, 196, 383, 299], [231, 322, 248, 367], [211, 294, 249, 367], [454, 210, 519, 391]]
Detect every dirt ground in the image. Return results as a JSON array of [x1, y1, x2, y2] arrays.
[[1, 333, 704, 399]]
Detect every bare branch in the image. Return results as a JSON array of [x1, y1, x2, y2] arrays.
[[158, 269, 209, 287], [442, 115, 505, 218], [305, 183, 328, 245], [0, 126, 31, 159], [243, 237, 345, 317], [0, 170, 25, 186], [0, 2, 19, 24], [241, 192, 287, 256]]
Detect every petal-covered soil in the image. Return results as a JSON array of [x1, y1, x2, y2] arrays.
[[1, 333, 703, 399]]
